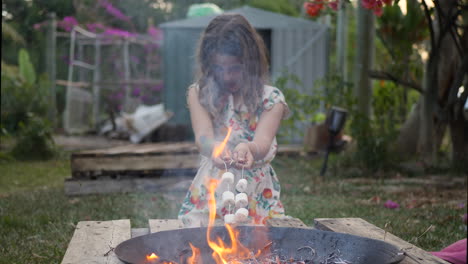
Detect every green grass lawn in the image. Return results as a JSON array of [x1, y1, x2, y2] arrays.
[[0, 151, 466, 264]]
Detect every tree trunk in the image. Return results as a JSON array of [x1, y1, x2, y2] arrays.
[[353, 5, 375, 118], [395, 0, 464, 165]]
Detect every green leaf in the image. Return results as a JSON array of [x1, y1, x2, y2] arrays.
[[18, 49, 36, 85]]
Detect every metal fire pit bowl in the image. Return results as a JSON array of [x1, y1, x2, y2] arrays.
[[115, 226, 405, 264]]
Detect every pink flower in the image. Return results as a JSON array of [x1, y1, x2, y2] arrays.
[[328, 0, 339, 11], [361, 0, 376, 9], [58, 16, 78, 32], [147, 25, 163, 41], [99, 0, 131, 21], [373, 6, 383, 17], [132, 87, 141, 97], [384, 200, 400, 209]]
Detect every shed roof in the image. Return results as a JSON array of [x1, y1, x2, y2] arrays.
[[160, 5, 319, 29]]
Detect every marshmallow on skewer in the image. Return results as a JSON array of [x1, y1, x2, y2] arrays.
[[234, 208, 249, 222], [224, 214, 235, 224], [222, 191, 235, 207], [235, 192, 248, 208], [235, 179, 248, 193], [221, 172, 234, 185]]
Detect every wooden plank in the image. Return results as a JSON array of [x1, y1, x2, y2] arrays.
[[74, 143, 309, 157], [314, 218, 450, 264], [64, 177, 192, 196], [74, 142, 197, 156], [61, 220, 130, 264], [71, 154, 200, 171], [149, 219, 185, 233], [131, 228, 149, 238], [266, 217, 311, 228], [70, 143, 315, 174]]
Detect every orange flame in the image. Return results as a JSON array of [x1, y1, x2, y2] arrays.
[[187, 242, 201, 264], [212, 127, 232, 158], [205, 179, 256, 263], [143, 127, 271, 263], [146, 252, 159, 261]]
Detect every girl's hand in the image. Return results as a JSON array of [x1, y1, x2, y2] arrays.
[[232, 142, 254, 169], [212, 142, 232, 170]]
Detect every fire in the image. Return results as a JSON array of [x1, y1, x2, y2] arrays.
[[212, 127, 232, 158], [205, 179, 261, 263], [187, 243, 201, 264], [146, 252, 159, 261], [146, 126, 269, 263]]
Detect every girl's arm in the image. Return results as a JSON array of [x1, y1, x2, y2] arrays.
[[187, 86, 215, 157], [252, 102, 285, 159], [233, 103, 285, 168], [187, 86, 231, 169]]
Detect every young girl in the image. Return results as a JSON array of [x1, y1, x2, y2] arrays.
[[178, 13, 289, 227]]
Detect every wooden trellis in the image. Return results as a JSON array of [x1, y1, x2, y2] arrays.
[[57, 25, 163, 134]]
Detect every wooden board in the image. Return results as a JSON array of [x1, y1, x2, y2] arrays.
[[314, 218, 450, 264], [64, 176, 192, 196], [61, 219, 130, 264], [149, 219, 186, 233], [266, 217, 311, 228], [70, 143, 317, 176], [72, 154, 200, 172]]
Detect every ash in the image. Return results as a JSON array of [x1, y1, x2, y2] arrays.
[[222, 248, 352, 264]]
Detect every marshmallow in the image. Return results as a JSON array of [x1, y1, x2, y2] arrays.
[[221, 172, 234, 185], [235, 193, 248, 208], [235, 179, 248, 193], [224, 214, 235, 224], [222, 191, 235, 207], [235, 208, 249, 222]]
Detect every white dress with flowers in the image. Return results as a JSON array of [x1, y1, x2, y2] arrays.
[[178, 85, 289, 227]]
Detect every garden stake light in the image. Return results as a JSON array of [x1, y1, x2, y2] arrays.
[[320, 107, 348, 176]]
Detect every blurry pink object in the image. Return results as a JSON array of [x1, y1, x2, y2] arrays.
[[58, 16, 78, 31], [384, 200, 400, 209], [99, 0, 130, 21], [430, 239, 467, 264]]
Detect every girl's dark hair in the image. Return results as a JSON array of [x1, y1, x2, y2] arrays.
[[195, 13, 269, 119]]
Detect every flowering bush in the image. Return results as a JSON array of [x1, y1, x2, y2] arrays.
[[304, 0, 393, 17]]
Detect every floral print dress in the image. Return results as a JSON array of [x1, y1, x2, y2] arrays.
[[178, 85, 289, 227]]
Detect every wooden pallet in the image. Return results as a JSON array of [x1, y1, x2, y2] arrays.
[[65, 143, 316, 195], [61, 217, 447, 264], [70, 143, 315, 177]]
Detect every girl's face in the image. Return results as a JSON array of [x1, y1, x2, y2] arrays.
[[212, 54, 243, 94]]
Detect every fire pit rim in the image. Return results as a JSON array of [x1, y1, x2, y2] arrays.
[[114, 225, 405, 264]]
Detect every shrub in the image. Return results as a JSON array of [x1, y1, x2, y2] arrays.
[[11, 113, 56, 161], [1, 49, 50, 133]]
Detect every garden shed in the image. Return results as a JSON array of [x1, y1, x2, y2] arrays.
[[160, 6, 330, 137]]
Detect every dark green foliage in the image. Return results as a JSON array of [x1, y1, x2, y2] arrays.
[[18, 49, 37, 85], [11, 113, 56, 161], [275, 73, 319, 140], [248, 0, 300, 16], [275, 73, 354, 142], [2, 49, 57, 161], [1, 49, 50, 133]]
